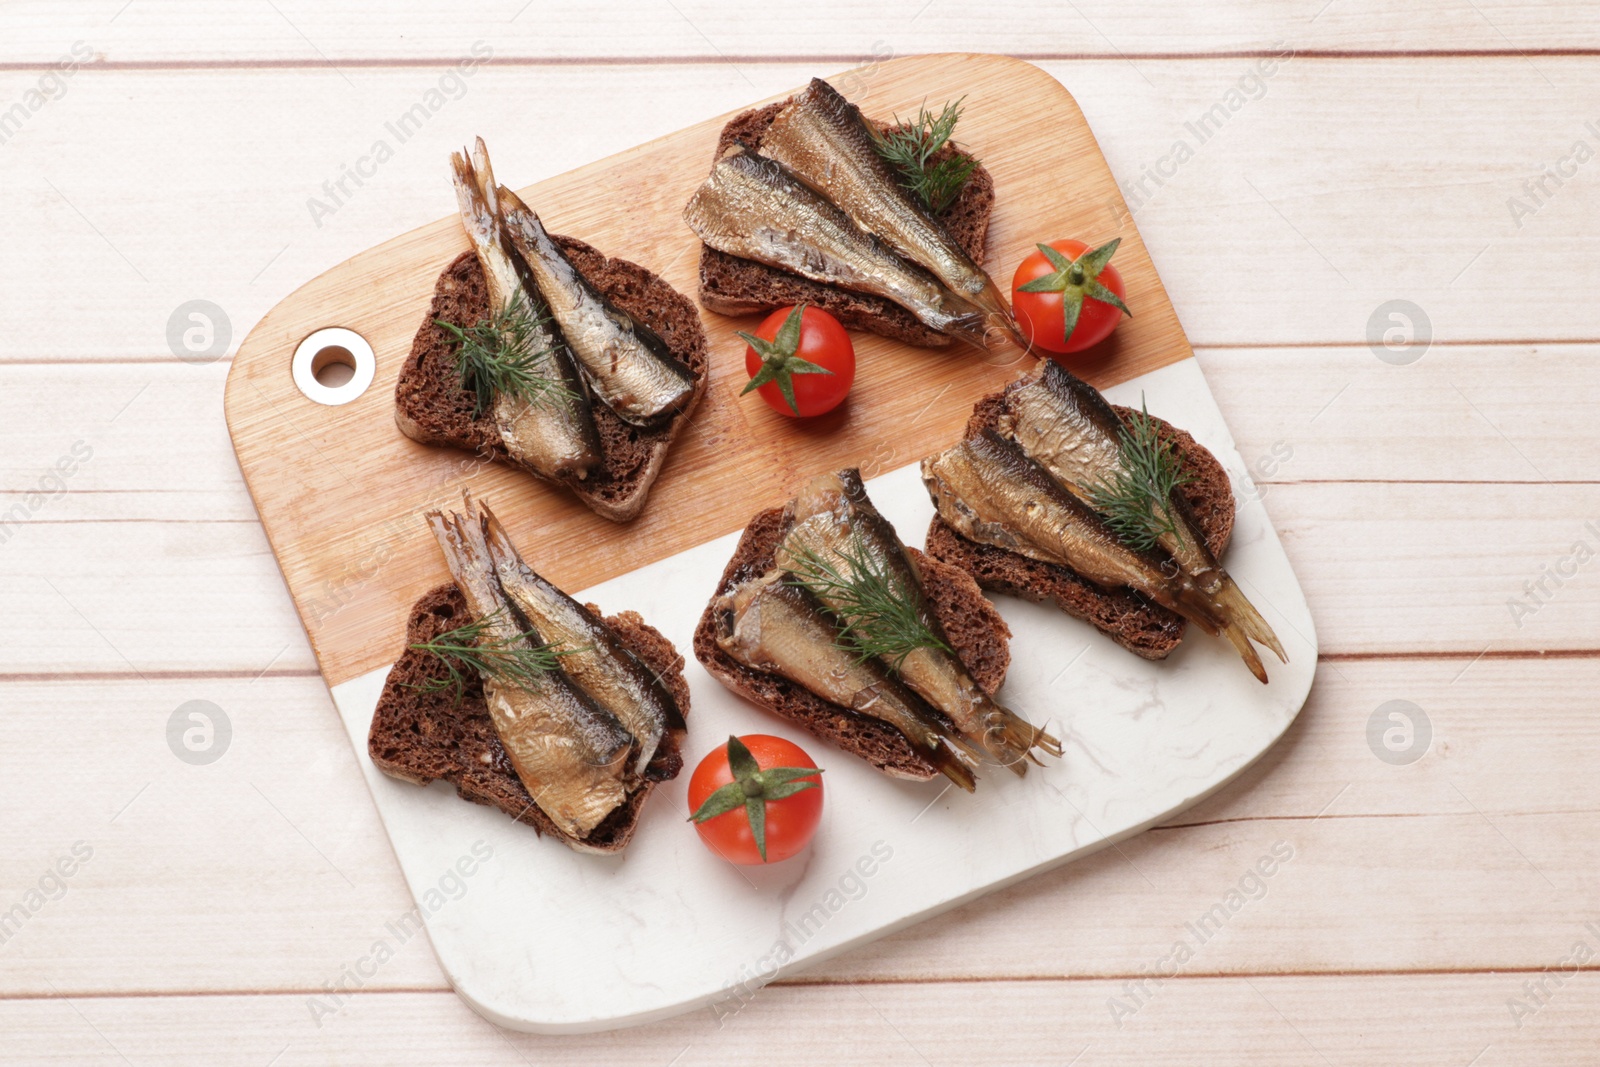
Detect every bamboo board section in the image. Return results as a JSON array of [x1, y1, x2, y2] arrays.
[[223, 53, 1194, 688]]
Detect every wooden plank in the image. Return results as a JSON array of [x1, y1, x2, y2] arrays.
[[4, 352, 1594, 679], [3, 477, 1594, 676], [3, 977, 1596, 1064], [221, 53, 1203, 688], [0, 512, 319, 675], [0, 363, 254, 521], [6, 348, 1598, 529], [4, 59, 1600, 362], [2, 659, 1594, 995], [813, 655, 1600, 981], [0, 674, 444, 996], [2, 10, 1589, 1046], [1274, 480, 1600, 655], [1198, 345, 1600, 487], [0, 63, 806, 361], [6, 2, 1600, 63]]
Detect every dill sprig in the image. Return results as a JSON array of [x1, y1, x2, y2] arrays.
[[783, 538, 951, 670], [407, 611, 573, 702], [871, 98, 979, 214], [1087, 396, 1192, 552], [435, 293, 571, 417]]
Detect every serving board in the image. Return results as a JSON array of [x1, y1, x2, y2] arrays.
[[224, 53, 1317, 1032]]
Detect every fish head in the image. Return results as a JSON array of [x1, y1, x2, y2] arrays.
[[713, 571, 786, 659]]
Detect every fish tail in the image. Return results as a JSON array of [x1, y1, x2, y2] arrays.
[[1020, 715, 1065, 761], [427, 507, 467, 578], [1211, 576, 1287, 664], [448, 150, 495, 249], [973, 274, 1024, 348], [940, 309, 1002, 354], [426, 506, 503, 624], [897, 703, 984, 791], [939, 277, 1022, 352], [1220, 622, 1270, 685], [469, 136, 500, 216], [475, 495, 518, 565], [1169, 582, 1273, 684], [920, 734, 978, 793], [977, 699, 1062, 776], [477, 497, 546, 594]]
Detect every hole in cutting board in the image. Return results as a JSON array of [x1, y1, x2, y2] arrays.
[[292, 327, 375, 406], [311, 345, 357, 387]]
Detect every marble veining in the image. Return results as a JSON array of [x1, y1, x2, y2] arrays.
[[329, 359, 1318, 1033]]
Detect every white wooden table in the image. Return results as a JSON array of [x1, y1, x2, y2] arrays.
[[4, 3, 1598, 1062]]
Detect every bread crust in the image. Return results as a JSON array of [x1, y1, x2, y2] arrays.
[[368, 584, 688, 854], [923, 385, 1235, 660], [395, 236, 708, 523], [691, 506, 1011, 782], [696, 100, 997, 348]]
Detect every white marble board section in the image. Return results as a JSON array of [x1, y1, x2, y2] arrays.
[[329, 358, 1318, 1033]]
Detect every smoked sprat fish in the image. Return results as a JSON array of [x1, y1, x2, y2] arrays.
[[715, 571, 980, 792], [426, 507, 632, 839], [997, 361, 1285, 676], [683, 144, 992, 349], [760, 78, 1018, 343], [492, 173, 697, 426], [477, 498, 685, 777], [921, 431, 1273, 683], [775, 469, 1062, 772], [450, 144, 601, 480]]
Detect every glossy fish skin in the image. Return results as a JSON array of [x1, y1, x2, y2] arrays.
[[923, 432, 1181, 588], [495, 183, 696, 426], [921, 432, 1273, 682], [760, 78, 1018, 342], [477, 499, 683, 778], [775, 469, 1061, 774], [714, 571, 977, 792], [450, 144, 602, 480], [427, 508, 633, 840], [998, 361, 1126, 492], [682, 144, 991, 349], [998, 361, 1286, 672]]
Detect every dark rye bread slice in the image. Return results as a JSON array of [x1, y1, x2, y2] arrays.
[[697, 101, 996, 348], [395, 239, 708, 522], [369, 583, 689, 854], [692, 506, 1011, 782], [924, 387, 1235, 661]]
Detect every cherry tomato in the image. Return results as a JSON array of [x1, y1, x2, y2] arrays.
[[740, 304, 855, 418], [688, 735, 824, 865], [1011, 238, 1131, 356]]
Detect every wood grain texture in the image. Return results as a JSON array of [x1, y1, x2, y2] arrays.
[[5, 350, 1599, 683], [8, 479, 1597, 676], [10, 60, 1600, 361], [7, 2, 1600, 63], [2, 659, 1594, 995], [0, 674, 443, 997], [222, 53, 1197, 687], [5, 977, 1597, 1065], [8, 346, 1598, 522], [810, 655, 1600, 982], [4, 3, 1598, 1060], [5, 342, 1595, 523]]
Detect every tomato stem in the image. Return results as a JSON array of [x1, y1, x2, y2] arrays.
[[1015, 239, 1133, 348], [688, 736, 823, 862], [737, 304, 835, 417]]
